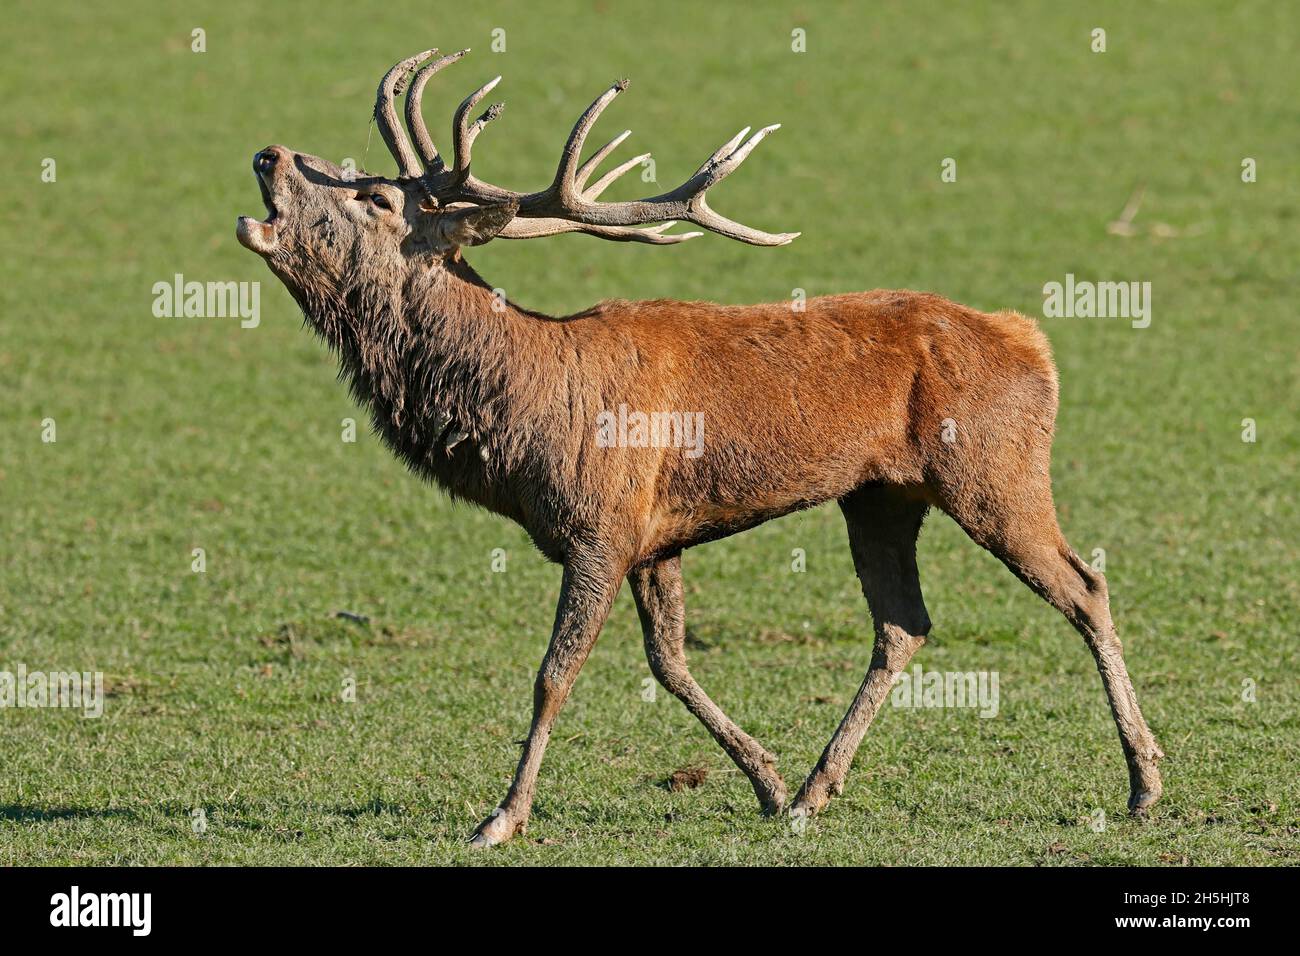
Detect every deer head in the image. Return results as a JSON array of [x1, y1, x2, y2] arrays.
[[236, 48, 798, 314]]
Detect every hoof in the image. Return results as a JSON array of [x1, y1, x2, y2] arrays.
[[756, 778, 789, 816], [759, 789, 788, 816], [788, 791, 829, 820], [789, 773, 836, 819], [1128, 761, 1163, 817], [1128, 787, 1162, 817], [469, 810, 522, 848]]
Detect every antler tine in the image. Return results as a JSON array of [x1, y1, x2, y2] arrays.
[[672, 123, 801, 245], [682, 195, 800, 246], [498, 219, 702, 244], [451, 76, 505, 183], [696, 124, 782, 190], [584, 151, 652, 200], [574, 129, 632, 193], [405, 48, 470, 173], [695, 126, 750, 176], [553, 80, 629, 201], [375, 50, 438, 178]]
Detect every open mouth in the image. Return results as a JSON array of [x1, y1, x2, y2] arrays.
[[237, 164, 281, 254], [257, 171, 278, 220]]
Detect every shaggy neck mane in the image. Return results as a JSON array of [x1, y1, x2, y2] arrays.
[[298, 253, 560, 499]]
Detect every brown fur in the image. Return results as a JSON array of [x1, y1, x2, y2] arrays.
[[238, 137, 1163, 847]]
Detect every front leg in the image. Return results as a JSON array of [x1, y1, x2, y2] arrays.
[[630, 555, 788, 813], [470, 555, 623, 848]]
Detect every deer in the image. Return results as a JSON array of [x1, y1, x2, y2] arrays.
[[236, 48, 1164, 847]]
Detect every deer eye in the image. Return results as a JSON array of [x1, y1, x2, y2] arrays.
[[369, 192, 392, 211]]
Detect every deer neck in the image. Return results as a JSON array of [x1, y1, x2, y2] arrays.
[[321, 254, 551, 500]]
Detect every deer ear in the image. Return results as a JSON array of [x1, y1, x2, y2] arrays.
[[433, 200, 520, 248]]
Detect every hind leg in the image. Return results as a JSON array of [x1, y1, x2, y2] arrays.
[[940, 482, 1164, 814], [790, 485, 931, 817]]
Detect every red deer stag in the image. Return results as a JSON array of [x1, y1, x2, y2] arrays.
[[237, 48, 1164, 847]]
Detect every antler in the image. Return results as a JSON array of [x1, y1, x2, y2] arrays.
[[405, 49, 471, 172], [373, 50, 798, 246], [374, 50, 437, 178]]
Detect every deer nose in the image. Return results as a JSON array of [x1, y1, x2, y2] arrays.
[[254, 148, 280, 175]]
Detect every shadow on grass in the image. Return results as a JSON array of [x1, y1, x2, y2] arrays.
[[0, 805, 139, 822], [0, 799, 467, 835], [331, 798, 413, 818]]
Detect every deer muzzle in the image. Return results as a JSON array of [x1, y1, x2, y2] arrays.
[[237, 147, 283, 255]]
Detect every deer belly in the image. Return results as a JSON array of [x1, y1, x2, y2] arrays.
[[651, 425, 919, 551]]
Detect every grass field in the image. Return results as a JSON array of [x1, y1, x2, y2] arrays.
[[1, 0, 1297, 865]]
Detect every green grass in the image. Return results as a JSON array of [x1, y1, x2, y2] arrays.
[[1, 0, 1296, 865]]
